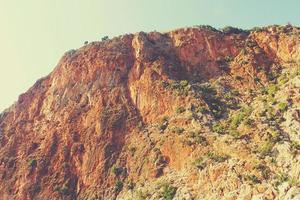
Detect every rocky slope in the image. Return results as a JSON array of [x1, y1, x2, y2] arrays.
[[0, 25, 300, 200]]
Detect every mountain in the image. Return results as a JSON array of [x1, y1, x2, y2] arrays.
[[0, 25, 300, 200]]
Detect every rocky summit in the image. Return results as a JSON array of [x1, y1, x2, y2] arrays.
[[0, 25, 300, 200]]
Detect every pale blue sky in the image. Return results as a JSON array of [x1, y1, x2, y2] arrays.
[[0, 0, 299, 112]]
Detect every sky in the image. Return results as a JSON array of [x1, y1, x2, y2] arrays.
[[0, 0, 299, 112]]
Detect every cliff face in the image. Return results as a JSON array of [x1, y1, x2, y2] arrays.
[[0, 25, 300, 200]]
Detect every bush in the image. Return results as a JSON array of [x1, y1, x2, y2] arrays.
[[167, 80, 190, 95], [229, 129, 240, 139], [230, 107, 252, 129], [102, 36, 109, 41], [54, 186, 69, 195], [212, 123, 226, 134], [197, 25, 218, 32], [254, 164, 271, 180], [162, 184, 177, 200], [112, 165, 122, 176], [176, 106, 185, 114], [251, 27, 264, 32], [275, 173, 290, 186], [290, 141, 300, 155], [278, 102, 288, 112], [28, 159, 37, 168], [115, 180, 123, 193], [193, 158, 207, 170], [159, 123, 168, 132], [221, 26, 249, 34], [257, 141, 274, 158], [172, 127, 184, 134], [207, 152, 229, 163], [224, 56, 233, 62], [267, 84, 278, 97], [194, 135, 208, 146], [127, 180, 135, 190], [244, 174, 261, 184]]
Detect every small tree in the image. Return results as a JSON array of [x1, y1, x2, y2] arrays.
[[102, 36, 109, 41]]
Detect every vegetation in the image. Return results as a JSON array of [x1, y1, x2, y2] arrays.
[[212, 122, 226, 134], [115, 180, 124, 193], [54, 185, 69, 195], [197, 25, 219, 32], [28, 159, 37, 168], [112, 165, 122, 176], [176, 106, 185, 114], [230, 106, 252, 129], [162, 184, 177, 200], [172, 126, 185, 134], [102, 36, 109, 41], [207, 152, 229, 163], [165, 80, 191, 95], [257, 141, 274, 158], [221, 26, 249, 34], [193, 158, 207, 170], [278, 102, 288, 112], [127, 180, 135, 190], [244, 174, 261, 184]]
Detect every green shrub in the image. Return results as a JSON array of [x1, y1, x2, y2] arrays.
[[244, 118, 254, 127], [207, 152, 229, 163], [193, 158, 207, 170], [267, 84, 278, 97], [197, 25, 218, 32], [244, 174, 261, 184], [278, 102, 288, 112], [167, 80, 190, 95], [194, 135, 208, 146], [257, 141, 274, 158], [224, 56, 233, 62], [129, 146, 137, 156], [253, 76, 260, 82], [112, 165, 122, 176], [102, 36, 109, 41], [290, 141, 300, 155], [162, 184, 177, 200], [193, 84, 226, 119], [230, 107, 252, 129], [115, 180, 124, 193], [54, 186, 69, 195], [159, 123, 168, 132], [275, 173, 289, 186], [198, 107, 209, 114], [212, 123, 226, 134], [127, 180, 135, 190], [173, 127, 184, 134], [277, 74, 289, 85], [179, 80, 189, 87], [28, 159, 37, 168], [269, 131, 280, 143], [229, 129, 240, 139], [176, 106, 185, 114], [254, 164, 271, 179], [221, 26, 248, 34]]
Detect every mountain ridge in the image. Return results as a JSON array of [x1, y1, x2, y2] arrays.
[[0, 24, 300, 200]]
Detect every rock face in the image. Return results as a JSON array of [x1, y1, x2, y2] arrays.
[[0, 25, 300, 200]]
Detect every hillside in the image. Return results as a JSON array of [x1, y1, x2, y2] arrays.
[[0, 25, 300, 200]]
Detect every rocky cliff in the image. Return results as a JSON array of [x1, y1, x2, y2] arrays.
[[0, 25, 300, 200]]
